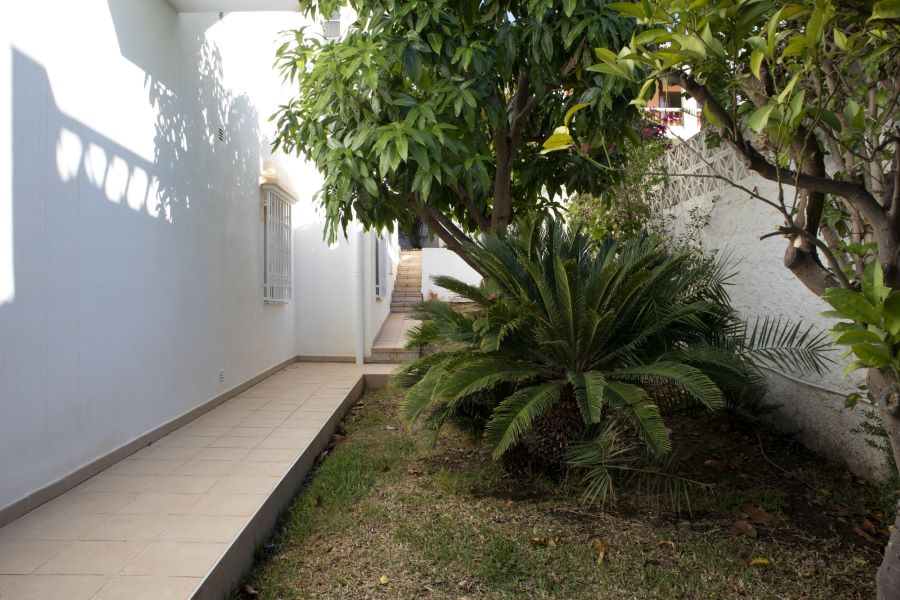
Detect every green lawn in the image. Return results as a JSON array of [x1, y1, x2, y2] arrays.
[[236, 388, 888, 599]]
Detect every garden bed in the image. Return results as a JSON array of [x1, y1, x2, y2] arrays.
[[236, 388, 891, 599]]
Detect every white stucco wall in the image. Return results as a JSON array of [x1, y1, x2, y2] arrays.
[[0, 1, 388, 512], [421, 248, 483, 301], [293, 214, 398, 359], [662, 175, 883, 478]]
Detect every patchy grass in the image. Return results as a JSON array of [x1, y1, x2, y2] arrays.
[[236, 388, 890, 599]]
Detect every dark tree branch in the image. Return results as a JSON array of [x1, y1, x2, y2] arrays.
[[456, 186, 491, 231], [669, 71, 900, 287]]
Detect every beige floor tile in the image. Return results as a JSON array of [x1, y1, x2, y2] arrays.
[[0, 540, 69, 574], [193, 446, 251, 461], [158, 515, 246, 543], [105, 458, 184, 476], [207, 435, 263, 449], [170, 460, 237, 476], [225, 397, 269, 409], [192, 416, 244, 428], [0, 574, 19, 592], [227, 461, 292, 477], [121, 541, 227, 577], [154, 475, 221, 494], [92, 575, 201, 600], [82, 514, 176, 541], [228, 426, 276, 438], [208, 475, 279, 495], [153, 435, 214, 448], [264, 398, 308, 408], [238, 417, 285, 428], [81, 474, 163, 494], [34, 491, 136, 515], [176, 425, 231, 437], [1, 574, 109, 599], [268, 426, 322, 440], [244, 448, 297, 463], [256, 436, 307, 449], [118, 493, 202, 515], [34, 541, 147, 575], [130, 444, 203, 461], [184, 494, 264, 517], [0, 511, 107, 541], [233, 389, 274, 399]]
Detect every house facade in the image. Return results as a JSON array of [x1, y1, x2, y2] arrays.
[[0, 0, 401, 519]]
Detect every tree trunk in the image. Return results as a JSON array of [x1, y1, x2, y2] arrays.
[[872, 367, 900, 600]]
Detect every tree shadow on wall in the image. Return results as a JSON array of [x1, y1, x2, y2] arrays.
[[148, 40, 260, 224]]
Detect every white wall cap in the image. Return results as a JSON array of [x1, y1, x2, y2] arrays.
[[168, 0, 299, 12]]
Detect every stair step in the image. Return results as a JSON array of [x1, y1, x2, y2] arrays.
[[367, 349, 420, 363]]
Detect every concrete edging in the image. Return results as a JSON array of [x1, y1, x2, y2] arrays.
[[192, 375, 387, 599]]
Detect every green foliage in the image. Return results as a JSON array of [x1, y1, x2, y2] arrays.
[[272, 0, 640, 241], [396, 218, 833, 505], [584, 0, 900, 290], [824, 262, 900, 377], [394, 218, 737, 502], [565, 119, 670, 241]]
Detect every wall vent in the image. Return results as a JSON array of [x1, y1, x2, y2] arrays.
[[218, 11, 225, 20], [218, 369, 225, 384], [217, 127, 225, 142]]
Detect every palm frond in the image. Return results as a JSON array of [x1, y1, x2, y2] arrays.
[[439, 357, 548, 404], [567, 371, 608, 424], [608, 362, 724, 411], [604, 381, 672, 457], [429, 275, 495, 306], [485, 382, 565, 458], [565, 425, 634, 508], [741, 316, 834, 375]]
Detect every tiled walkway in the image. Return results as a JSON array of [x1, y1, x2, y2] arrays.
[[0, 361, 395, 599], [372, 312, 419, 353]]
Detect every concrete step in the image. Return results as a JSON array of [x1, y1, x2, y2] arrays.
[[390, 304, 418, 312], [367, 349, 420, 363]]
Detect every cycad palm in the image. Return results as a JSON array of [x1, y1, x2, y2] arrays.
[[396, 218, 735, 468]]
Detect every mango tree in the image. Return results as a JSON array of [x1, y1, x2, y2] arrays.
[[584, 0, 899, 594], [271, 0, 639, 267]]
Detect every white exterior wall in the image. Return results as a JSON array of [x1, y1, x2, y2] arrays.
[[663, 176, 884, 478], [0, 1, 392, 512], [293, 215, 398, 358], [421, 248, 483, 301]]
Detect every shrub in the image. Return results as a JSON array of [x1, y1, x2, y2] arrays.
[[394, 217, 830, 505]]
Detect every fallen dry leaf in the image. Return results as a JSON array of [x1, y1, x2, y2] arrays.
[[385, 424, 398, 430], [379, 575, 389, 585], [703, 459, 729, 473], [548, 537, 559, 549], [529, 536, 547, 547], [243, 584, 260, 598], [853, 526, 881, 545], [592, 537, 608, 564], [731, 520, 758, 538], [741, 504, 776, 526], [657, 540, 677, 551], [861, 518, 878, 535], [503, 499, 514, 508], [748, 556, 771, 567]]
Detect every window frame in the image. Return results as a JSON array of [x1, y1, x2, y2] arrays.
[[374, 233, 388, 300], [261, 185, 294, 304]]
